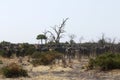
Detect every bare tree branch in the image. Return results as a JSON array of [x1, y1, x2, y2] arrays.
[[47, 31, 56, 41]]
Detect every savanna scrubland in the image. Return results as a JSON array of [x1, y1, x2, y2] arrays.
[[0, 19, 120, 80]]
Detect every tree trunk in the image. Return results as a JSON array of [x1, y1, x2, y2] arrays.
[[41, 39, 43, 45], [45, 39, 47, 44]]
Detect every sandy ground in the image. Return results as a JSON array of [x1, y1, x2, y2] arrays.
[[0, 57, 120, 80]]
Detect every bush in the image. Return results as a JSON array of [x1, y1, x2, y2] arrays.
[[31, 51, 63, 66], [88, 53, 120, 71], [2, 63, 28, 78], [0, 50, 5, 57], [0, 60, 3, 64]]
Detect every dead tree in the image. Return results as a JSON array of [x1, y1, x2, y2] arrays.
[[108, 38, 116, 53], [48, 18, 69, 44], [69, 34, 76, 45]]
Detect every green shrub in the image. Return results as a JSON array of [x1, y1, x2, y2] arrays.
[[0, 60, 3, 64], [0, 50, 5, 57], [31, 51, 41, 59], [2, 63, 28, 78], [31, 51, 63, 66], [88, 53, 120, 71]]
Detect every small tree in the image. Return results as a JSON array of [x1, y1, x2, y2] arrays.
[[79, 36, 84, 44], [36, 34, 47, 45], [98, 33, 106, 47], [69, 34, 76, 45]]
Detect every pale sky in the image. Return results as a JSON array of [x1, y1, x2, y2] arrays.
[[0, 0, 120, 43]]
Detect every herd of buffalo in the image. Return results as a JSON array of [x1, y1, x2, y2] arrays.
[[0, 39, 120, 60]]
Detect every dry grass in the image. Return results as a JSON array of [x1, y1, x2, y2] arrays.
[[0, 57, 119, 80]]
